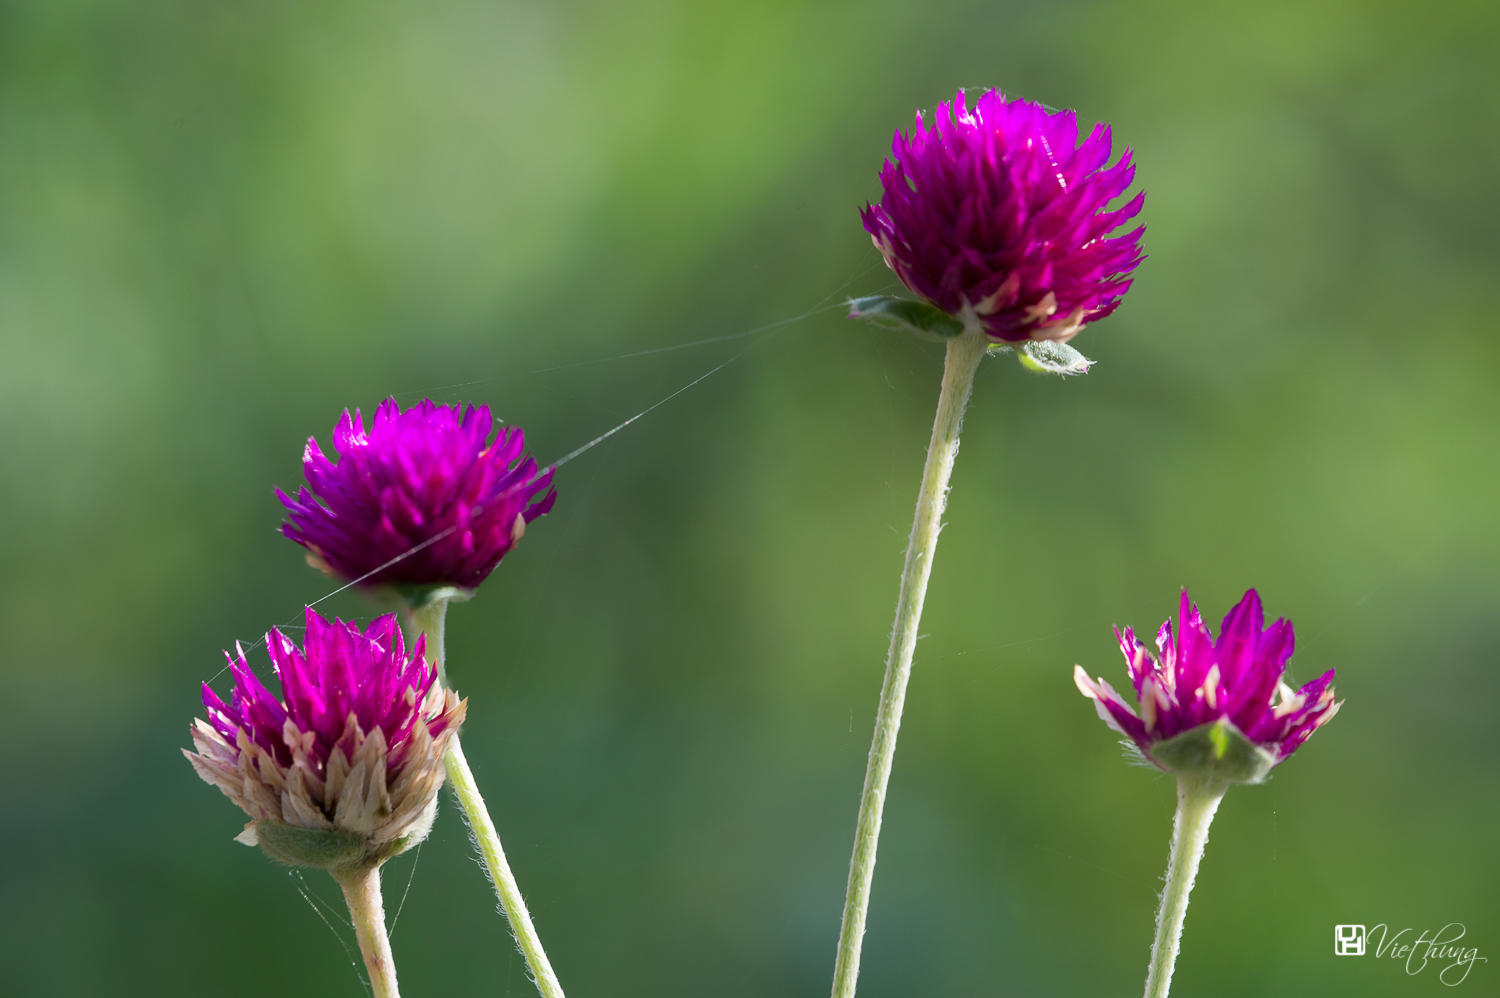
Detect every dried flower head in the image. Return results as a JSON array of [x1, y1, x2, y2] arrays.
[[861, 89, 1145, 344], [1075, 590, 1340, 784], [184, 608, 465, 869], [278, 398, 556, 595]]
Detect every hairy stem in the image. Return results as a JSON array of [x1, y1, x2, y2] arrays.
[[333, 865, 400, 998], [1144, 775, 1228, 998], [408, 597, 567, 998], [830, 330, 989, 998]]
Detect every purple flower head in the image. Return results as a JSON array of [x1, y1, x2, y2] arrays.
[[1075, 590, 1340, 783], [861, 89, 1145, 344], [278, 398, 557, 594], [184, 608, 466, 865]]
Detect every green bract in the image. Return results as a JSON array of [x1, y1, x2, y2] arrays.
[[242, 803, 437, 872], [1148, 718, 1278, 786], [1015, 339, 1094, 376], [847, 295, 965, 340]]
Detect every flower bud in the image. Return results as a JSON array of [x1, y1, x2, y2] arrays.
[[278, 398, 556, 593], [185, 609, 465, 870], [1076, 589, 1340, 783], [858, 89, 1145, 348]]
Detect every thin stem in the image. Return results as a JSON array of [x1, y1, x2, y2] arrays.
[[831, 330, 989, 998], [407, 597, 567, 998], [1143, 775, 1228, 998], [411, 597, 451, 689], [333, 865, 400, 998]]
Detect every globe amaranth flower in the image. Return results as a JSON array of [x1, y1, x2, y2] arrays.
[[278, 398, 556, 594], [861, 89, 1145, 344], [184, 608, 466, 869], [1075, 590, 1341, 784]]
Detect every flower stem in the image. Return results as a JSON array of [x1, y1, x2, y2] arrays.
[[1144, 775, 1228, 998], [332, 865, 400, 998], [411, 596, 453, 690], [408, 597, 567, 998], [830, 330, 989, 998]]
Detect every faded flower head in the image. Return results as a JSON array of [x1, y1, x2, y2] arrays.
[[278, 398, 556, 595], [184, 608, 465, 869], [1075, 590, 1340, 784], [861, 89, 1144, 344]]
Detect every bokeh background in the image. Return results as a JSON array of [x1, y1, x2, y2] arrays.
[[2, 0, 1496, 995]]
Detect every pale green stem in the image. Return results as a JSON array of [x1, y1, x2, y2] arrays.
[[411, 597, 453, 689], [1143, 775, 1228, 998], [408, 597, 567, 998], [332, 864, 400, 998], [831, 330, 989, 998]]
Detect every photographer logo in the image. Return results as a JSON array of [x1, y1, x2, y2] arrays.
[[1335, 925, 1366, 956]]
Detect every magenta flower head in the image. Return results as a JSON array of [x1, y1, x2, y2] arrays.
[[1075, 590, 1341, 785], [184, 608, 466, 870], [851, 89, 1144, 373], [277, 398, 556, 602]]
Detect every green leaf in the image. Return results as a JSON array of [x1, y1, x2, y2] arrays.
[[252, 822, 368, 870], [1149, 718, 1278, 785], [1017, 339, 1094, 376], [847, 295, 965, 340]]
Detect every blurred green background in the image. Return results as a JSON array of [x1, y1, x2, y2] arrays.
[[2, 0, 1496, 995]]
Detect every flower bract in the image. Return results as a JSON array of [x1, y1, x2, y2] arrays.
[[278, 398, 556, 593], [861, 89, 1145, 344], [1075, 590, 1340, 783], [184, 608, 465, 868]]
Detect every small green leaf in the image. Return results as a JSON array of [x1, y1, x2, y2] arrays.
[[1017, 339, 1094, 376], [847, 296, 965, 340], [1149, 718, 1278, 785], [253, 822, 367, 870]]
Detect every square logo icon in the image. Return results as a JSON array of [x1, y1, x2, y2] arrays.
[[1335, 925, 1366, 956]]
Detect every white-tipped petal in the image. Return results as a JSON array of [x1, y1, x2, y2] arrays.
[[1074, 664, 1101, 699], [1195, 665, 1221, 711]]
